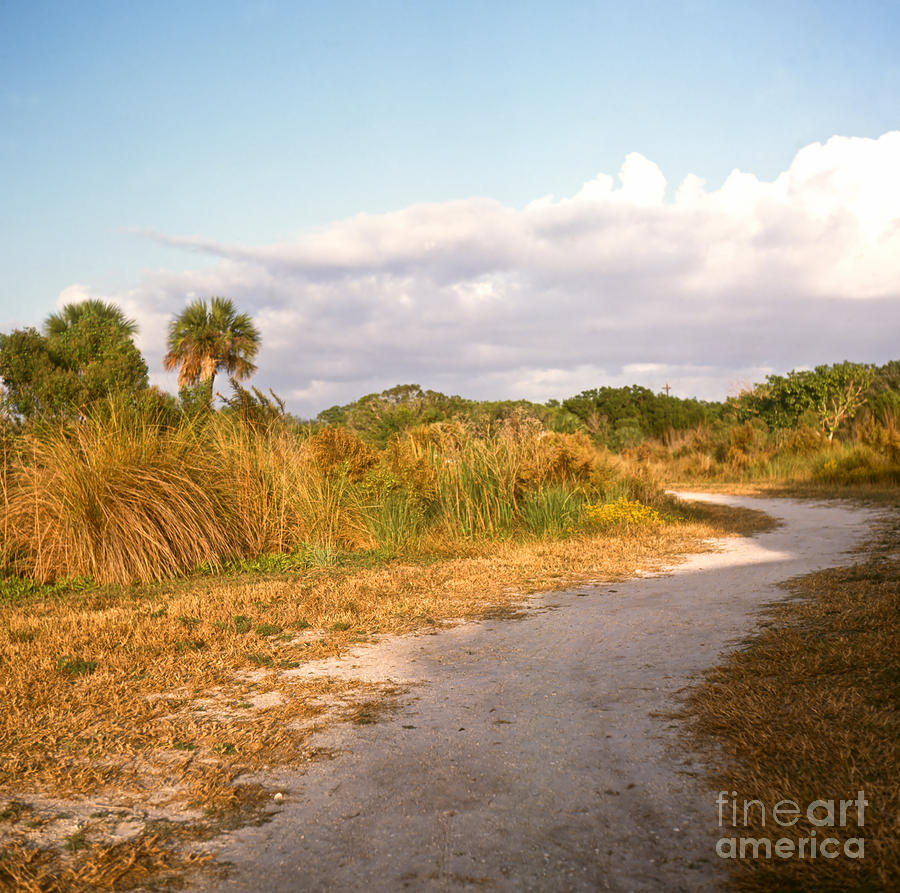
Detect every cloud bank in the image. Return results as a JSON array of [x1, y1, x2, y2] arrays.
[[81, 131, 900, 416]]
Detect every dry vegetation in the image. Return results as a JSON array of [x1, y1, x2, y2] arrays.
[[0, 399, 771, 891], [0, 399, 663, 585], [686, 514, 900, 892], [4, 394, 894, 891], [626, 413, 900, 490], [0, 517, 757, 891]]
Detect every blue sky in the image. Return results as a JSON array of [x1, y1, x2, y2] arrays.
[[1, 1, 899, 411]]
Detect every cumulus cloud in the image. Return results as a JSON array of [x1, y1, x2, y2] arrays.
[[82, 132, 900, 416]]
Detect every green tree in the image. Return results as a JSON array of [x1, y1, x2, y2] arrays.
[[0, 314, 148, 421], [163, 297, 260, 405], [562, 385, 722, 447], [318, 384, 472, 446], [317, 384, 583, 446], [44, 298, 137, 339], [738, 362, 874, 440]]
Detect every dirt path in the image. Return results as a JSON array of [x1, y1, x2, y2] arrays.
[[190, 493, 881, 892]]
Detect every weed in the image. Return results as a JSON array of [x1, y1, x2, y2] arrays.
[[0, 801, 27, 822], [63, 829, 89, 853], [521, 486, 585, 537], [232, 615, 252, 633], [55, 655, 97, 677], [173, 639, 205, 653]]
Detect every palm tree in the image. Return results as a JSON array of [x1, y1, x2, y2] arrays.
[[163, 297, 261, 400], [45, 299, 138, 338]]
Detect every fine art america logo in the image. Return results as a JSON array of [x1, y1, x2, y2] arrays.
[[715, 791, 867, 860]]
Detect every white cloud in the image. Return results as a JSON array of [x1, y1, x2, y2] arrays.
[[69, 131, 900, 417]]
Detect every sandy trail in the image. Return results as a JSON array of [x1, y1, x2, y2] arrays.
[[191, 493, 881, 892]]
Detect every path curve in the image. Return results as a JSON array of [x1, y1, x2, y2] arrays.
[[192, 493, 881, 893]]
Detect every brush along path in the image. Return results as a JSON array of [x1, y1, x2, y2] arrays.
[[191, 494, 881, 893]]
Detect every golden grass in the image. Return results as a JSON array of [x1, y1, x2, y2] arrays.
[[670, 478, 900, 505], [0, 500, 756, 891], [0, 832, 209, 892], [0, 402, 637, 585], [0, 404, 239, 584], [686, 515, 900, 891], [632, 424, 900, 492]]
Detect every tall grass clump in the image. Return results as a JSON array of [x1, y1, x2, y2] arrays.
[[210, 421, 371, 555], [382, 413, 630, 541], [0, 401, 665, 586], [1, 398, 240, 584], [615, 411, 900, 488]]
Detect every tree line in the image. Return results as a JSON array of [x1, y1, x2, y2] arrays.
[[0, 296, 895, 448]]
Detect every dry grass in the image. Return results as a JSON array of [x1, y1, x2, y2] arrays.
[[630, 420, 900, 492], [0, 831, 209, 893], [0, 498, 756, 891], [0, 402, 642, 585], [686, 513, 900, 891], [0, 405, 238, 584], [671, 479, 900, 507]]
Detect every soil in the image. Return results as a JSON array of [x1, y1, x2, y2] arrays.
[[188, 493, 881, 892]]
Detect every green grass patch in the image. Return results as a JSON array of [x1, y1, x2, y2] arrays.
[[55, 656, 97, 678]]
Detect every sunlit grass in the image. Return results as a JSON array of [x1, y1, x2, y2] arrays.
[[687, 518, 900, 892]]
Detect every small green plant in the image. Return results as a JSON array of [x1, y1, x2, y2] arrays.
[[232, 615, 252, 633], [290, 619, 311, 630], [177, 615, 200, 626], [0, 801, 27, 822], [247, 652, 273, 667], [330, 621, 352, 632], [63, 829, 90, 853], [172, 740, 197, 751], [55, 655, 97, 677], [173, 639, 205, 653], [304, 543, 338, 567], [255, 623, 282, 637], [0, 577, 39, 605], [0, 575, 95, 606]]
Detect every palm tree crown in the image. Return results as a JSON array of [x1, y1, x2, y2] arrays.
[[45, 299, 138, 339], [163, 297, 261, 392]]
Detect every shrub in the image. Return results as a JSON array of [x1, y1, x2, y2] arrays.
[[0, 398, 238, 583], [0, 400, 662, 584], [581, 498, 663, 529]]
